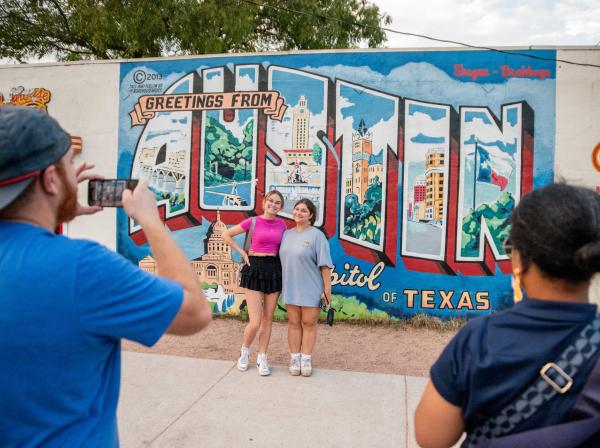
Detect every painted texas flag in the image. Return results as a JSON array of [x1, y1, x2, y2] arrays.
[[476, 146, 510, 190]]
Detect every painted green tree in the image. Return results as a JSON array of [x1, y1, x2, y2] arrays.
[[238, 120, 254, 180], [343, 177, 382, 245], [155, 189, 185, 213], [461, 191, 514, 257], [268, 293, 395, 321], [204, 116, 254, 186], [312, 143, 322, 165], [0, 0, 390, 62]]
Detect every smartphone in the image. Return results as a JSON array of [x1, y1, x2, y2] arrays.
[[320, 294, 329, 311], [88, 179, 139, 207]]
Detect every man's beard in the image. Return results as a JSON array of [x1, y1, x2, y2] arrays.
[[55, 165, 78, 223]]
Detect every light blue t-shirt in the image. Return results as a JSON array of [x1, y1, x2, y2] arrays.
[[279, 226, 333, 307], [0, 221, 183, 448]]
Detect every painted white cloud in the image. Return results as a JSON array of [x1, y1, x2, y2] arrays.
[[405, 108, 449, 164], [236, 73, 258, 91]]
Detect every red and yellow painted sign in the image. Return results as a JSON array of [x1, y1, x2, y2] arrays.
[[0, 87, 51, 110]]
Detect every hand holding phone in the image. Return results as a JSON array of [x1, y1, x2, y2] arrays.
[[120, 180, 162, 228], [320, 292, 329, 311], [88, 179, 139, 207]]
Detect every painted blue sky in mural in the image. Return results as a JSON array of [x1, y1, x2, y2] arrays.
[[238, 67, 256, 83], [408, 103, 447, 121], [271, 69, 324, 114], [411, 133, 445, 144], [464, 135, 518, 157], [339, 84, 396, 130], [119, 51, 556, 184]]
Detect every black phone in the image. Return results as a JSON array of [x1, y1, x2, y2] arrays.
[[320, 294, 329, 311], [88, 179, 138, 207]]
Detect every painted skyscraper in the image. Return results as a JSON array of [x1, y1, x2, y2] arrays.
[[351, 119, 373, 202], [425, 148, 445, 221], [292, 95, 310, 150]]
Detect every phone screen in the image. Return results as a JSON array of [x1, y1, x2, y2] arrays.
[[88, 179, 138, 207]]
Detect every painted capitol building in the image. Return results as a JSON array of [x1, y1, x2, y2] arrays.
[[139, 211, 246, 310]]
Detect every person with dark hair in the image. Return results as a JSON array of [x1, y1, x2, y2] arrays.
[[414, 183, 600, 448], [0, 106, 212, 447], [279, 198, 333, 377], [223, 190, 286, 376]]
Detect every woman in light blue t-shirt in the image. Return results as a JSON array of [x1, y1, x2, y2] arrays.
[[279, 198, 333, 377]]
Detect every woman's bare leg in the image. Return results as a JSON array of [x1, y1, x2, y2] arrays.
[[286, 305, 302, 353], [257, 291, 279, 353], [242, 289, 263, 348], [300, 307, 320, 355]]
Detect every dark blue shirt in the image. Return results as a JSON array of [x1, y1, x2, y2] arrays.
[[431, 298, 598, 433]]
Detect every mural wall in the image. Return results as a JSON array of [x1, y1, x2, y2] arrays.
[[116, 49, 557, 319]]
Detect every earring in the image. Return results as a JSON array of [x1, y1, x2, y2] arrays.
[[512, 268, 523, 302]]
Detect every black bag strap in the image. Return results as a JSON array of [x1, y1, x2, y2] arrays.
[[476, 415, 600, 448], [467, 313, 600, 446], [242, 217, 256, 253]]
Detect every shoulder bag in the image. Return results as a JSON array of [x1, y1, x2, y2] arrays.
[[237, 217, 256, 285], [467, 313, 600, 447]]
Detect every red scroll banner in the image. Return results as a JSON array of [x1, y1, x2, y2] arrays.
[[129, 91, 288, 126]]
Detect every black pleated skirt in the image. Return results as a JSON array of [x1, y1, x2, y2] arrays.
[[240, 256, 282, 294]]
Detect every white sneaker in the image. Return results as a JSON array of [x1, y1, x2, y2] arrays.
[[301, 356, 312, 377], [237, 346, 249, 371], [289, 356, 301, 376], [257, 353, 271, 376]]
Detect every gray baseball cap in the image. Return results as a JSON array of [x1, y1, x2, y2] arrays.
[[0, 106, 72, 210]]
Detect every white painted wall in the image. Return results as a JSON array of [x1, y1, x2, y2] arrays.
[[555, 48, 600, 190], [0, 61, 120, 249], [555, 49, 600, 305]]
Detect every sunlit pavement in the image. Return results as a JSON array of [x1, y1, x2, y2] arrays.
[[118, 351, 430, 448]]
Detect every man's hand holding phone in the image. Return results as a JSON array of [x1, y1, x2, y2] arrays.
[[86, 176, 158, 227], [88, 178, 139, 208], [76, 162, 103, 217], [121, 180, 160, 228]]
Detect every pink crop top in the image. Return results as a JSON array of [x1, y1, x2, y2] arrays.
[[240, 216, 287, 254]]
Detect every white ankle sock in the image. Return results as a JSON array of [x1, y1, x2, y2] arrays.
[[291, 352, 301, 360], [301, 353, 312, 360]]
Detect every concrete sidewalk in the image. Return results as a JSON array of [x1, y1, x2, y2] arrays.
[[118, 351, 429, 448]]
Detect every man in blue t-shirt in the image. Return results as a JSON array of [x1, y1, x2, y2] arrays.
[[0, 106, 212, 447]]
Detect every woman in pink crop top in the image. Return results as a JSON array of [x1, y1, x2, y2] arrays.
[[222, 190, 287, 376]]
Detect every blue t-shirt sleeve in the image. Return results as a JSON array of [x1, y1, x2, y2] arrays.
[[74, 242, 183, 347], [315, 231, 333, 268], [430, 323, 472, 408]]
